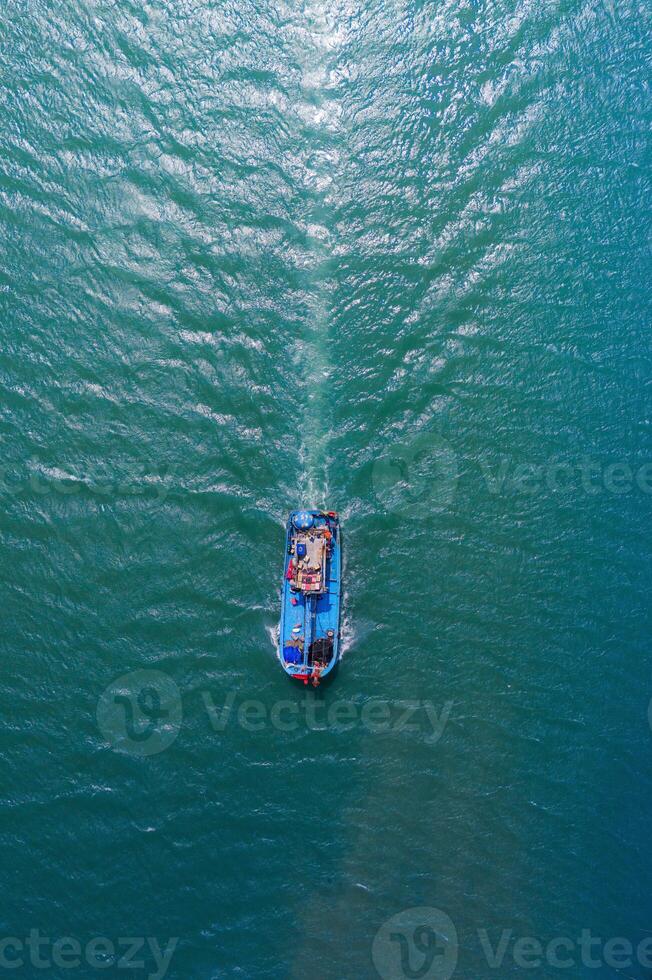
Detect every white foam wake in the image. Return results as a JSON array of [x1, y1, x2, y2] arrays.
[[292, 0, 347, 507]]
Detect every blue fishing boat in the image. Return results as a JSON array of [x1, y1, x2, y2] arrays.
[[279, 509, 341, 685]]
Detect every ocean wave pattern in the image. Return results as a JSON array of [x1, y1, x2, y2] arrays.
[[1, 0, 650, 977]]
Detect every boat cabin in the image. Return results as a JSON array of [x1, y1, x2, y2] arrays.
[[287, 525, 331, 594]]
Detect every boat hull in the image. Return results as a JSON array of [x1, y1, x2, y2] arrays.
[[278, 510, 342, 684]]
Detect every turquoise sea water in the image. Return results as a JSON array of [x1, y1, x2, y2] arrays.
[[1, 0, 651, 977]]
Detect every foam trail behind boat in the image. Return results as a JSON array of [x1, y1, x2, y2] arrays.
[[292, 0, 345, 506], [296, 291, 333, 507]]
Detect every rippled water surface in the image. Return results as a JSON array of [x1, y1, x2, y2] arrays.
[[1, 0, 651, 977]]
